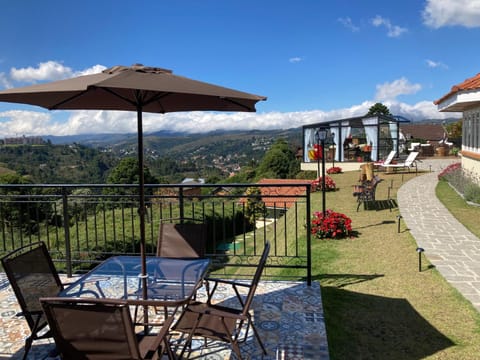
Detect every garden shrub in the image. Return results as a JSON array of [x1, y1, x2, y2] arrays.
[[311, 210, 352, 239], [438, 162, 480, 205]]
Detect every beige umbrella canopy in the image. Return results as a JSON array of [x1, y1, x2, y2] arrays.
[[0, 63, 266, 304], [0, 64, 266, 112]]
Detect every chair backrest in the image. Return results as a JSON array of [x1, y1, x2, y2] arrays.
[[405, 151, 419, 166], [40, 297, 142, 360], [242, 242, 270, 316], [383, 151, 396, 165], [1, 242, 63, 333], [157, 218, 206, 258]]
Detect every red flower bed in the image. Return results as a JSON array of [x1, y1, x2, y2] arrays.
[[311, 210, 353, 239], [327, 166, 342, 174], [311, 176, 336, 192], [438, 162, 461, 180]]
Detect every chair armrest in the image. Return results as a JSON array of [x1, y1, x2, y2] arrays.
[[204, 277, 251, 305], [204, 277, 250, 288], [202, 306, 248, 321]]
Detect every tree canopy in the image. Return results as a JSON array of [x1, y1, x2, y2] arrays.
[[366, 102, 391, 116], [256, 139, 299, 179], [107, 157, 158, 185]]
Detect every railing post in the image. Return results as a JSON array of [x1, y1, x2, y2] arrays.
[[306, 184, 312, 286], [179, 187, 185, 220], [62, 187, 72, 277]]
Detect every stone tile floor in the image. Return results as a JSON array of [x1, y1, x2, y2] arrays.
[[0, 275, 329, 359]]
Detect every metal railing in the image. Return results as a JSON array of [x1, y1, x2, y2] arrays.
[[0, 183, 312, 284]]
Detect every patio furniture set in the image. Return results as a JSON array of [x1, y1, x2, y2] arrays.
[[1, 219, 270, 360]]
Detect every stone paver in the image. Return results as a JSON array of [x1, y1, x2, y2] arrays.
[[397, 158, 480, 311], [0, 278, 328, 359]]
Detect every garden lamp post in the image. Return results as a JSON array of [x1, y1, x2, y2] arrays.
[[331, 132, 336, 168], [315, 128, 328, 217]]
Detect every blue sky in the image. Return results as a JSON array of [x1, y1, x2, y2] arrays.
[[0, 0, 479, 137]]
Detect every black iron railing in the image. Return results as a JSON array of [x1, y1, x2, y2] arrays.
[[0, 183, 312, 284]]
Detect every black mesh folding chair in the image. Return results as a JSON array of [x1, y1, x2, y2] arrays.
[[157, 218, 207, 258], [1, 241, 64, 360], [139, 217, 208, 322], [173, 242, 270, 359], [40, 297, 176, 360]]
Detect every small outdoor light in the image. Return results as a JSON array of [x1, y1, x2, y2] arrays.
[[416, 247, 425, 272], [396, 214, 402, 233], [315, 128, 328, 217]]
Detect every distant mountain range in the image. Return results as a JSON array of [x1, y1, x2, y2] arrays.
[[43, 117, 458, 147]]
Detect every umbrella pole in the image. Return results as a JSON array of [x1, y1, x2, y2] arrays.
[[137, 104, 149, 332]]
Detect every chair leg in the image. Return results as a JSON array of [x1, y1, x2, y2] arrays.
[[249, 321, 268, 355], [230, 341, 243, 360], [357, 199, 362, 212], [22, 336, 33, 360]]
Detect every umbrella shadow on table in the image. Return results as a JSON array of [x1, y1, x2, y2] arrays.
[[8, 343, 58, 360], [321, 286, 454, 360]]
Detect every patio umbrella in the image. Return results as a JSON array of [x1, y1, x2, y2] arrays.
[[0, 64, 266, 306]]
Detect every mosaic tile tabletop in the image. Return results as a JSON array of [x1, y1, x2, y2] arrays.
[[0, 274, 329, 359]]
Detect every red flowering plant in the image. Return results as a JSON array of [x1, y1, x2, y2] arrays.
[[326, 166, 342, 174], [311, 176, 336, 192], [311, 210, 353, 239], [438, 162, 461, 180]]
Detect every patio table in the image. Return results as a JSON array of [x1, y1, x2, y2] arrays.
[[59, 256, 210, 308]]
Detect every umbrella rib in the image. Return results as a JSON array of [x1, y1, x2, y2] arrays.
[[48, 90, 90, 110], [221, 97, 254, 111], [99, 87, 139, 108], [101, 88, 171, 112], [142, 91, 171, 112]]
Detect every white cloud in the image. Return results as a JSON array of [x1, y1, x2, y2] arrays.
[[423, 0, 480, 28], [338, 17, 360, 32], [425, 59, 448, 69], [74, 64, 107, 76], [289, 57, 303, 63], [375, 77, 422, 101], [10, 61, 74, 82], [0, 98, 458, 138], [0, 72, 12, 89], [0, 110, 54, 136], [9, 61, 105, 84], [371, 15, 408, 37]]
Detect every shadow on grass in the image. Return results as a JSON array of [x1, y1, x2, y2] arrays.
[[361, 199, 398, 211], [355, 220, 395, 230], [322, 286, 455, 360], [313, 273, 384, 288]]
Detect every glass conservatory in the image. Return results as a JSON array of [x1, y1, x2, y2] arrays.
[[302, 115, 404, 164]]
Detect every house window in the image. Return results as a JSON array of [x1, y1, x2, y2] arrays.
[[464, 109, 480, 153]]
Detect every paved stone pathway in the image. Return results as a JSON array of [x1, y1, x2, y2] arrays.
[[397, 158, 480, 311]]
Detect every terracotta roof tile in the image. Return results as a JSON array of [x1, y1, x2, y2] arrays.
[[240, 179, 313, 209], [400, 124, 445, 141], [435, 72, 480, 105]]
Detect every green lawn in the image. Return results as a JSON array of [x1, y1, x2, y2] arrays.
[[302, 170, 480, 359]]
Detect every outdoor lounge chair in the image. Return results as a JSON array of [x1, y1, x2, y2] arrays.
[[381, 151, 419, 173], [374, 150, 396, 167], [1, 242, 64, 360], [172, 242, 270, 360], [40, 297, 177, 360], [157, 218, 207, 258]]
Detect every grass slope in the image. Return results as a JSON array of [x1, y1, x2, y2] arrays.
[[269, 170, 480, 359]]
